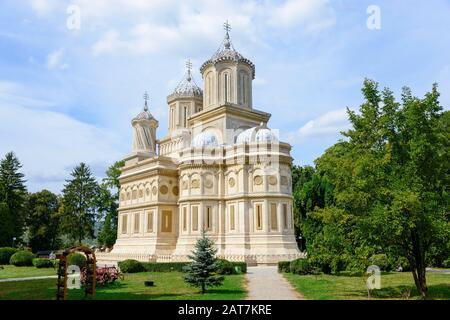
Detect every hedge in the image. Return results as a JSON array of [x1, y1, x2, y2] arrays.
[[32, 258, 56, 268], [142, 262, 187, 272], [278, 261, 291, 273], [0, 247, 17, 265], [9, 250, 35, 266], [290, 258, 311, 275], [68, 253, 86, 269], [117, 260, 248, 274]]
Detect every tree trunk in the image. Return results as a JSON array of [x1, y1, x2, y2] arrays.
[[201, 282, 205, 294], [410, 229, 428, 298]]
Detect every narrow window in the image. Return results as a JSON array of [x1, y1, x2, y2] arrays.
[[183, 207, 187, 231], [184, 106, 188, 127], [283, 204, 288, 229], [205, 206, 212, 230], [224, 73, 228, 103], [147, 211, 153, 232], [134, 213, 140, 233], [161, 210, 172, 232], [192, 206, 198, 231], [270, 203, 278, 231], [255, 204, 262, 230], [121, 214, 127, 234], [230, 204, 235, 231]]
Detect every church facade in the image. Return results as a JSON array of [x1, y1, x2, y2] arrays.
[[99, 24, 303, 265]]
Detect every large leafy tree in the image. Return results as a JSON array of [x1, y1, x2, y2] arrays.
[[0, 152, 27, 246], [61, 163, 100, 244], [184, 230, 224, 294], [97, 160, 124, 247], [25, 190, 61, 251], [309, 80, 449, 297]]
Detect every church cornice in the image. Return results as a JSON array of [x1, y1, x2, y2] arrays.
[[187, 104, 270, 126]]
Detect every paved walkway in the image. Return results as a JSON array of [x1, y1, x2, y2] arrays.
[[0, 275, 57, 283], [245, 266, 304, 300]]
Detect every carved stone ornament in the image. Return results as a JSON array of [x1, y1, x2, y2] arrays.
[[159, 185, 169, 195], [268, 175, 278, 185], [254, 175, 263, 185]]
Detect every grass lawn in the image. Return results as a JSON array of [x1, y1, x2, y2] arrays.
[[0, 265, 57, 279], [284, 271, 450, 300], [0, 271, 246, 300]]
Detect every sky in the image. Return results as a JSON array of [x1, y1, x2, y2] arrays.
[[0, 0, 449, 193]]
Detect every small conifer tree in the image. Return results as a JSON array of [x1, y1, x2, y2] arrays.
[[183, 230, 224, 294]]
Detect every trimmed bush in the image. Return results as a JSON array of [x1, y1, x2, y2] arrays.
[[369, 254, 389, 271], [32, 258, 55, 268], [290, 258, 310, 275], [9, 250, 35, 266], [118, 259, 145, 273], [278, 261, 291, 273], [232, 262, 247, 274], [68, 253, 86, 269], [216, 259, 235, 275], [0, 247, 17, 265]]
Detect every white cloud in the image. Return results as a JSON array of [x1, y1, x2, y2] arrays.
[[285, 108, 351, 144], [269, 0, 336, 32], [30, 0, 58, 16], [46, 48, 68, 70], [0, 85, 122, 193], [89, 0, 336, 56]]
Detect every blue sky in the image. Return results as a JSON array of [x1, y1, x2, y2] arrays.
[[0, 0, 449, 193]]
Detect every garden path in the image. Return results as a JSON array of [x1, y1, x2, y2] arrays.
[[245, 266, 304, 300]]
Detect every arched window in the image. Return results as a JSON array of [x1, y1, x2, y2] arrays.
[[239, 71, 249, 105], [224, 73, 229, 103]]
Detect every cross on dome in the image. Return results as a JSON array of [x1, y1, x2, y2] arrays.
[[143, 91, 149, 110]]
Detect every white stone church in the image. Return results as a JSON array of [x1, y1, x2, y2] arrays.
[[98, 23, 303, 265]]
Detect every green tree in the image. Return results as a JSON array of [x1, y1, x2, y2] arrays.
[[184, 230, 224, 294], [0, 152, 27, 246], [25, 190, 61, 251], [97, 160, 124, 247], [309, 80, 449, 297], [61, 163, 100, 244]]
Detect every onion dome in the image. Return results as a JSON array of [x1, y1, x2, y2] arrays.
[[236, 123, 279, 144], [191, 131, 219, 148], [167, 60, 203, 102], [200, 21, 255, 79], [132, 91, 156, 123]]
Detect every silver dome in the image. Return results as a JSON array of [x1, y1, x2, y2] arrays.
[[255, 128, 279, 142], [200, 30, 255, 78], [191, 131, 219, 148], [236, 125, 278, 144], [168, 66, 203, 102]]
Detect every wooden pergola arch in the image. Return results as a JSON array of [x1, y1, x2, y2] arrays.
[[56, 246, 96, 300]]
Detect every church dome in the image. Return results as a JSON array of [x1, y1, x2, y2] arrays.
[[132, 109, 155, 122], [236, 124, 278, 144], [132, 92, 156, 124], [191, 131, 219, 148], [236, 127, 258, 144], [255, 128, 279, 142], [168, 61, 203, 102], [200, 23, 255, 79]]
